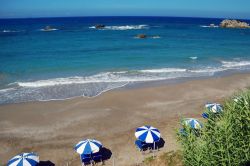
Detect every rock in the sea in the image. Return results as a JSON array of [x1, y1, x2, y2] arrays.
[[220, 19, 250, 28], [95, 24, 105, 29], [44, 26, 52, 31], [42, 26, 57, 31], [136, 34, 147, 39]]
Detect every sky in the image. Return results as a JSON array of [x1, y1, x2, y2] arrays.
[[0, 0, 250, 19]]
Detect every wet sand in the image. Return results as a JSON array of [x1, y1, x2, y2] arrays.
[[1, 73, 250, 166]]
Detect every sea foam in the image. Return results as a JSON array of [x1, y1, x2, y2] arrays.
[[189, 56, 198, 60], [140, 68, 187, 73], [221, 60, 250, 68], [1, 64, 250, 104], [39, 28, 58, 32], [13, 67, 227, 89], [1, 30, 24, 33], [200, 25, 219, 28], [90, 25, 149, 30]]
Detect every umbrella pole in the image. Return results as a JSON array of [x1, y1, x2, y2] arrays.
[[79, 154, 83, 166], [153, 142, 155, 159]]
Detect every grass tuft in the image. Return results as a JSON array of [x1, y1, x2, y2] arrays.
[[142, 151, 183, 166]]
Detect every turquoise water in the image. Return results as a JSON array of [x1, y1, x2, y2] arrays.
[[0, 16, 250, 104]]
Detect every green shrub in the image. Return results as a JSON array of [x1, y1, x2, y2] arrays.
[[177, 91, 250, 166], [144, 156, 155, 164]]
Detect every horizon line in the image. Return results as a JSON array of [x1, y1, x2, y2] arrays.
[[0, 15, 249, 20]]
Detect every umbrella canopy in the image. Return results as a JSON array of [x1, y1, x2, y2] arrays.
[[8, 153, 39, 166], [205, 103, 223, 113], [135, 125, 161, 143], [74, 139, 102, 155], [181, 118, 203, 129]]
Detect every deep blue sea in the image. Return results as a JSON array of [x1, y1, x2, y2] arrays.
[[1, 16, 250, 104]]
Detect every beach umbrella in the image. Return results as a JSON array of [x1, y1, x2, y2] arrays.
[[74, 139, 102, 155], [205, 103, 223, 113], [135, 125, 161, 143], [181, 118, 203, 130], [7, 153, 39, 166]]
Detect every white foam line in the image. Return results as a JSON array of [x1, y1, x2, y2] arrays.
[[2, 30, 24, 33], [82, 82, 129, 98], [189, 56, 198, 60], [200, 25, 219, 28], [90, 25, 149, 30], [7, 62, 250, 90], [35, 82, 130, 102], [221, 60, 250, 68], [0, 88, 16, 93], [12, 67, 227, 88], [140, 68, 187, 73], [39, 28, 58, 32]]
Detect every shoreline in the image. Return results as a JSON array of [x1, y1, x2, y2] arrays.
[[2, 69, 250, 106], [1, 73, 250, 165]]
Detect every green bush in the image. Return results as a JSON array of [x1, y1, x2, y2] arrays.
[[177, 91, 250, 166]]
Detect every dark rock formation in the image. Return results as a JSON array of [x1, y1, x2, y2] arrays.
[[42, 26, 57, 31], [136, 34, 147, 39], [95, 24, 105, 29], [44, 26, 52, 31]]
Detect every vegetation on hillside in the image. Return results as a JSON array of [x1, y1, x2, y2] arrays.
[[140, 90, 250, 166], [178, 90, 250, 166]]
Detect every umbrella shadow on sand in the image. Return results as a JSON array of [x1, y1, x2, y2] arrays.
[[92, 147, 112, 165], [100, 147, 112, 161], [147, 138, 165, 150], [38, 161, 55, 166], [155, 138, 165, 149]]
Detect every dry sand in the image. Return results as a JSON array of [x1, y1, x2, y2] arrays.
[[1, 73, 250, 166]]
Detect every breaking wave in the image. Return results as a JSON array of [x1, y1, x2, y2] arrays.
[[152, 36, 161, 39], [39, 28, 58, 32], [221, 60, 250, 68], [1, 61, 250, 104], [1, 30, 24, 33], [200, 25, 219, 28], [89, 25, 149, 30], [140, 68, 186, 73], [189, 56, 198, 60]]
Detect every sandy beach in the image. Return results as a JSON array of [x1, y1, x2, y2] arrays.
[[1, 73, 250, 166]]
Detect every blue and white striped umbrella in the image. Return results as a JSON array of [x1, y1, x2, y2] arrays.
[[205, 103, 223, 113], [8, 153, 39, 166], [135, 125, 161, 143], [181, 118, 203, 130], [74, 139, 102, 154]]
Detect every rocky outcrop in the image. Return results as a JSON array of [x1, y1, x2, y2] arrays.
[[44, 26, 52, 31], [135, 34, 161, 39], [220, 19, 250, 28], [136, 34, 147, 39], [95, 24, 105, 29], [42, 26, 58, 31]]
